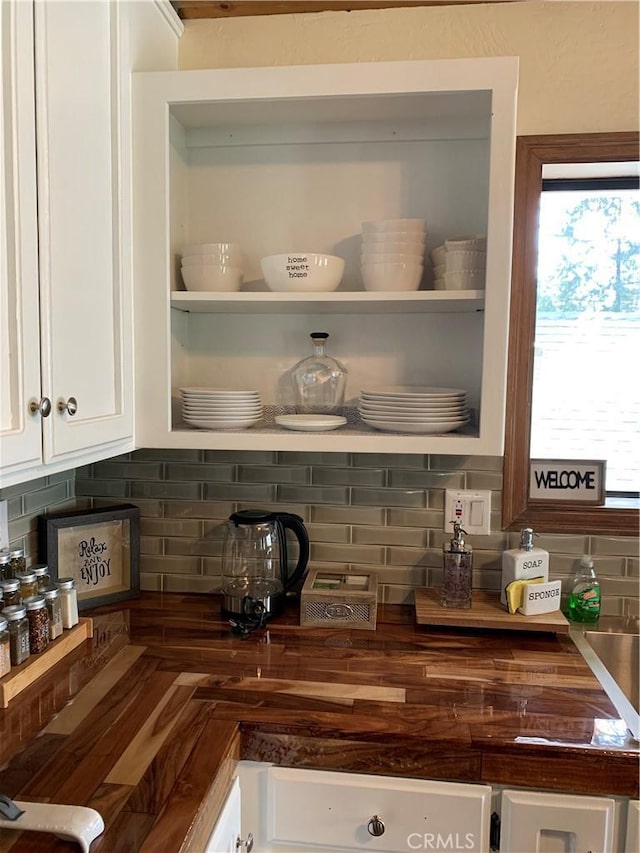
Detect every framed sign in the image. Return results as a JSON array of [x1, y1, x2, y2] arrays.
[[529, 459, 606, 505], [39, 504, 140, 611]]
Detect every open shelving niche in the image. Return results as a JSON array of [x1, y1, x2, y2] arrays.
[[133, 58, 518, 454]]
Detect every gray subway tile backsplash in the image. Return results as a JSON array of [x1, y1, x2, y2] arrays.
[[352, 487, 426, 508], [389, 469, 465, 489], [430, 455, 503, 472], [166, 463, 236, 482], [131, 481, 201, 500], [311, 505, 385, 526], [312, 466, 386, 487], [278, 484, 348, 504], [204, 482, 275, 502], [92, 461, 163, 480], [352, 525, 428, 548], [2, 449, 637, 618], [23, 483, 70, 513], [239, 464, 309, 484]]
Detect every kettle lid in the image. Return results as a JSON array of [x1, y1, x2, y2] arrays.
[[230, 509, 278, 526]]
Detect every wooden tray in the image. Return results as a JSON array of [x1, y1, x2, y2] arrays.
[[0, 617, 93, 708], [414, 589, 569, 634]]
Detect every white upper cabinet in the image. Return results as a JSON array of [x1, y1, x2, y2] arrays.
[[133, 57, 518, 455], [0, 0, 42, 478], [0, 0, 180, 488]]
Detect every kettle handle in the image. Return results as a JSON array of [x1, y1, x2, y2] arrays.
[[276, 512, 309, 592]]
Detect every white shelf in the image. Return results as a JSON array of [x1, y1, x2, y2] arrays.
[[170, 290, 485, 315], [170, 421, 481, 454]]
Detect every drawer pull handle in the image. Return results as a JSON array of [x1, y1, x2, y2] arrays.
[[29, 397, 52, 418], [236, 833, 253, 852], [57, 396, 78, 416], [367, 815, 385, 837]]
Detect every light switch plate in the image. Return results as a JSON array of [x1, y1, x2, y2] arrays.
[[0, 500, 9, 550], [443, 490, 492, 535]]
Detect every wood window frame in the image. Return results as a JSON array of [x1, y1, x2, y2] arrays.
[[502, 132, 640, 536]]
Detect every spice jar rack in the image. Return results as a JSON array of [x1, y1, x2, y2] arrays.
[[0, 618, 93, 708]]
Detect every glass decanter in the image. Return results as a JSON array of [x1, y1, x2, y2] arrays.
[[290, 332, 347, 415]]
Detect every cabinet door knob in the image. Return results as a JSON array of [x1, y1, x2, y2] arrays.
[[29, 397, 52, 418], [236, 833, 253, 852], [367, 815, 385, 837], [57, 397, 78, 416]]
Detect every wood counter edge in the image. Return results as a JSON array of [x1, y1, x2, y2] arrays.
[[138, 720, 241, 853]]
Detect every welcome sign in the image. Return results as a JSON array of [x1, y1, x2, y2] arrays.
[[529, 459, 606, 505]]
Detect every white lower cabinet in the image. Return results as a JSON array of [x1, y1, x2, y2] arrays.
[[216, 762, 491, 853], [207, 764, 634, 853], [499, 789, 618, 853], [624, 801, 639, 853], [205, 777, 243, 853]]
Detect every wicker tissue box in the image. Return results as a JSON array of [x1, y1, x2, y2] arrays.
[[300, 569, 378, 630]]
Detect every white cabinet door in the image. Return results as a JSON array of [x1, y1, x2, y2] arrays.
[[500, 789, 617, 852], [34, 0, 133, 466], [625, 801, 639, 853], [266, 766, 491, 852], [205, 776, 242, 853], [0, 0, 44, 481]]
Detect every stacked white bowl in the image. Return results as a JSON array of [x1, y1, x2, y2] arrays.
[[180, 243, 244, 292], [430, 235, 487, 290], [360, 219, 425, 292]]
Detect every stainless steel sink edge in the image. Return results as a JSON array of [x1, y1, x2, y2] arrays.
[[569, 628, 640, 743]]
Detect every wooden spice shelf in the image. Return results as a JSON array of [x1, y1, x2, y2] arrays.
[[0, 618, 93, 708], [414, 589, 569, 633]]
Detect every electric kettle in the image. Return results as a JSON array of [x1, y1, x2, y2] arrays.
[[221, 510, 309, 630]]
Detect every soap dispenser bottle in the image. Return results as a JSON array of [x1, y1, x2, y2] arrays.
[[500, 528, 549, 606], [568, 555, 601, 623], [441, 521, 473, 609]]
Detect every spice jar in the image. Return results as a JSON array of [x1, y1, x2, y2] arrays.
[[32, 564, 51, 592], [24, 595, 49, 654], [16, 570, 38, 601], [0, 615, 10, 677], [0, 579, 21, 608], [55, 578, 79, 629], [8, 548, 26, 577], [0, 552, 11, 581], [2, 604, 30, 666], [42, 586, 63, 641]]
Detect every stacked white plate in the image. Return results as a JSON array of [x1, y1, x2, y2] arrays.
[[180, 388, 263, 430], [358, 386, 470, 434]]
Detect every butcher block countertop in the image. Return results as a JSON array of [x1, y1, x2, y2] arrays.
[[0, 593, 638, 852]]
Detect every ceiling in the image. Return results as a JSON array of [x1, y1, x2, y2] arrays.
[[170, 1, 517, 20]]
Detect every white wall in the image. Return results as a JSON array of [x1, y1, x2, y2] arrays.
[[178, 0, 639, 135]]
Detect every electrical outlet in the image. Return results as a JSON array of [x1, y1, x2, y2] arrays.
[[443, 490, 492, 535], [0, 500, 9, 550]]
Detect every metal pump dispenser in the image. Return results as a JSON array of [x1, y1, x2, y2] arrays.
[[520, 528, 535, 551], [441, 521, 473, 609]]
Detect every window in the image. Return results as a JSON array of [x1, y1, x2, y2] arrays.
[[502, 133, 639, 535]]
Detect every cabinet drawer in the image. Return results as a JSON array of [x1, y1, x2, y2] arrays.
[[267, 767, 491, 852], [499, 789, 617, 853]]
